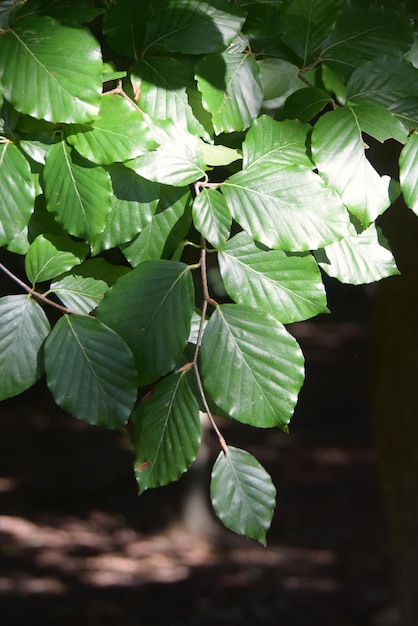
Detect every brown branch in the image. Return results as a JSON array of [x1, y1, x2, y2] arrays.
[[0, 262, 84, 316]]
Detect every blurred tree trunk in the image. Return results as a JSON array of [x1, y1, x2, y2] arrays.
[[370, 201, 418, 626]]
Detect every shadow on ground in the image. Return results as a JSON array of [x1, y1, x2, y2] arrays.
[[0, 288, 400, 626]]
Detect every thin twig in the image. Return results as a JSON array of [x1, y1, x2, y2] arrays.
[[0, 262, 82, 316], [193, 362, 228, 455]]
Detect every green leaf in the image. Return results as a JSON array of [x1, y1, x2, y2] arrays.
[[311, 107, 392, 226], [242, 115, 312, 169], [192, 188, 231, 248], [122, 186, 192, 265], [131, 372, 201, 493], [16, 0, 103, 26], [405, 38, 418, 69], [0, 295, 50, 401], [349, 104, 407, 144], [65, 95, 157, 164], [399, 131, 418, 216], [322, 4, 413, 80], [103, 0, 148, 58], [25, 234, 88, 284], [258, 58, 301, 110], [200, 304, 305, 430], [219, 232, 328, 323], [316, 223, 399, 285], [196, 51, 264, 134], [211, 446, 276, 545], [131, 57, 210, 140], [198, 140, 241, 166], [44, 315, 137, 429], [346, 56, 418, 130], [0, 16, 102, 123], [280, 0, 342, 61], [43, 141, 112, 242], [97, 260, 195, 386], [143, 0, 245, 55], [0, 141, 35, 246], [50, 274, 109, 314], [277, 86, 333, 123], [91, 165, 159, 255], [126, 126, 206, 186], [222, 163, 353, 252]]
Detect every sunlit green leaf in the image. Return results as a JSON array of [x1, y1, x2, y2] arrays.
[[0, 295, 50, 401], [0, 16, 102, 123], [132, 372, 200, 493], [196, 51, 263, 134], [200, 304, 305, 430], [211, 446, 276, 545], [192, 188, 231, 248], [219, 232, 328, 323], [44, 315, 137, 429], [50, 273, 109, 314], [65, 95, 157, 164], [316, 223, 399, 285], [258, 58, 300, 110], [311, 107, 392, 226]]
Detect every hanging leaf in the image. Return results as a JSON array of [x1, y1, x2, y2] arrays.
[[65, 95, 157, 164], [311, 107, 392, 226], [91, 165, 159, 255], [43, 141, 112, 242], [196, 51, 264, 134], [44, 315, 138, 429], [211, 446, 276, 545], [219, 232, 328, 323], [131, 372, 201, 493], [0, 295, 50, 401], [192, 188, 231, 248], [316, 224, 400, 285], [131, 57, 210, 140], [25, 234, 88, 284], [0, 141, 35, 246], [399, 131, 418, 216], [200, 304, 305, 430], [97, 260, 195, 386], [143, 0, 245, 55], [0, 16, 102, 123]]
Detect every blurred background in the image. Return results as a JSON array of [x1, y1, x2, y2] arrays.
[[0, 276, 401, 626]]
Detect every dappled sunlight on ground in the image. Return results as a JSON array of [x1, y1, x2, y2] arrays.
[[0, 316, 401, 625]]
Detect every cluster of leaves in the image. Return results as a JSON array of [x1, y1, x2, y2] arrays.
[[0, 0, 417, 544]]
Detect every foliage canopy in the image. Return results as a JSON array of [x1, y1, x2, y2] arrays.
[[0, 0, 417, 544]]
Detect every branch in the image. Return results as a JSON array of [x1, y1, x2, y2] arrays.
[[0, 262, 84, 316]]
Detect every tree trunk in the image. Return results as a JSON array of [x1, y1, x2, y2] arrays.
[[369, 202, 418, 626]]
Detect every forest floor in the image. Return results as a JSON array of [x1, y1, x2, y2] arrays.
[[0, 299, 401, 626]]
